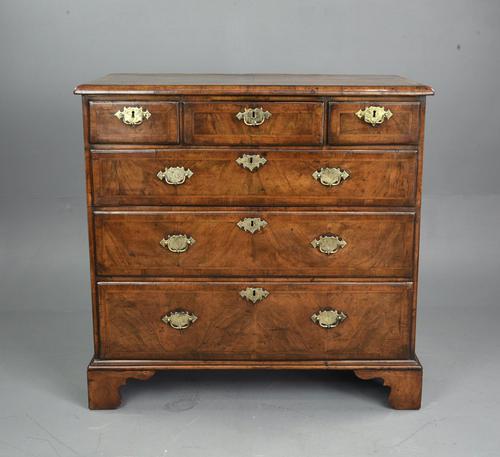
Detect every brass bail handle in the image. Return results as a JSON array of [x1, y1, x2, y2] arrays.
[[312, 167, 350, 187], [162, 311, 198, 330], [160, 234, 195, 253], [157, 166, 193, 185], [311, 234, 347, 255], [311, 308, 347, 329]]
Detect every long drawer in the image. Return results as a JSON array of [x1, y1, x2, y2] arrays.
[[91, 149, 417, 207], [97, 281, 412, 360], [94, 210, 415, 277]]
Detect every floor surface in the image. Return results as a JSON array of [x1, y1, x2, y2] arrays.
[[1, 195, 499, 457]]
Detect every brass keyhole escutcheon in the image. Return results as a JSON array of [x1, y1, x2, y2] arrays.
[[239, 287, 270, 304], [237, 217, 268, 234], [236, 107, 272, 126], [236, 154, 267, 172], [355, 106, 393, 126], [114, 106, 151, 126]]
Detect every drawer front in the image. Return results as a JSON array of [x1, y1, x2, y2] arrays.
[[329, 101, 420, 145], [183, 102, 324, 146], [98, 281, 412, 360], [89, 101, 179, 144], [92, 149, 417, 207], [94, 210, 414, 277]]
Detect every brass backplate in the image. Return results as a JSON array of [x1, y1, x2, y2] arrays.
[[239, 287, 270, 303], [311, 308, 347, 329], [312, 167, 350, 187], [236, 154, 267, 172], [237, 217, 268, 234], [162, 311, 198, 330], [311, 235, 347, 255], [236, 107, 271, 126], [157, 166, 193, 185], [114, 106, 151, 126], [160, 234, 195, 253], [355, 106, 393, 126]]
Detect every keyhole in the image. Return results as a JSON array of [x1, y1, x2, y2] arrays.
[[249, 157, 254, 164], [372, 109, 376, 118], [252, 289, 256, 297], [131, 110, 135, 118], [250, 220, 254, 227]]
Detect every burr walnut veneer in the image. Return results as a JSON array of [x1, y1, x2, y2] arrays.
[[75, 74, 433, 410]]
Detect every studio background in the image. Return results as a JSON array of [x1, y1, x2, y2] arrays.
[[1, 1, 499, 457]]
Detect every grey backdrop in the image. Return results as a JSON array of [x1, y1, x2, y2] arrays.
[[1, 1, 499, 457]]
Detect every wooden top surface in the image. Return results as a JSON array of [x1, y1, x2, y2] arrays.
[[74, 74, 434, 96]]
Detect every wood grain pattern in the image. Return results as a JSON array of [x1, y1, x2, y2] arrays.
[[76, 74, 432, 409], [329, 101, 420, 145], [184, 102, 324, 145], [93, 210, 415, 277], [89, 101, 179, 144], [91, 149, 417, 207], [86, 360, 421, 409], [354, 367, 423, 409], [87, 367, 155, 409], [97, 282, 412, 360], [74, 73, 434, 96]]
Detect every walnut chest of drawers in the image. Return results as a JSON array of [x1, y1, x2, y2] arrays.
[[75, 74, 433, 409]]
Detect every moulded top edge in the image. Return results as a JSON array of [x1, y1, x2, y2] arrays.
[[74, 74, 434, 96]]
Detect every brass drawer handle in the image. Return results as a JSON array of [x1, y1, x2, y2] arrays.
[[157, 166, 193, 185], [311, 308, 347, 329], [237, 217, 268, 234], [355, 106, 393, 126], [236, 154, 267, 172], [236, 107, 271, 126], [311, 234, 346, 255], [162, 311, 198, 330], [114, 106, 151, 126], [239, 287, 269, 303], [312, 167, 350, 187], [160, 234, 195, 253]]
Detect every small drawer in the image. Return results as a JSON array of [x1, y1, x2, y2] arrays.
[[91, 149, 417, 207], [183, 101, 324, 146], [94, 210, 415, 278], [329, 101, 420, 145], [97, 281, 412, 360], [89, 101, 179, 144]]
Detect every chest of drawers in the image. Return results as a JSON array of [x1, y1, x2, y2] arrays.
[[75, 74, 433, 409]]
